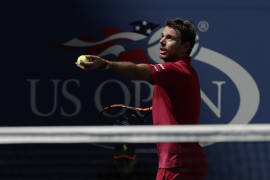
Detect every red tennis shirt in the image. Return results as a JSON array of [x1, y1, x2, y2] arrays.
[[147, 56, 207, 169]]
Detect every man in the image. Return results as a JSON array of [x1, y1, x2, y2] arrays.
[[76, 17, 207, 180]]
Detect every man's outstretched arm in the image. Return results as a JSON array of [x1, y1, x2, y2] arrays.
[[75, 55, 153, 84]]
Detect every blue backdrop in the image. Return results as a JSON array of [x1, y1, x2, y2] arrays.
[[1, 0, 270, 179]]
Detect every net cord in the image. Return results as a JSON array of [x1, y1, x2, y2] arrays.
[[0, 124, 269, 144]]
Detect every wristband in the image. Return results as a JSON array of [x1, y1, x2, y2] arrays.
[[101, 60, 111, 70]]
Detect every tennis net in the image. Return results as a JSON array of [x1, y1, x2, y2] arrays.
[[0, 124, 269, 180]]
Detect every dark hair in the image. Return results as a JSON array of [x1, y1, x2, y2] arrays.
[[165, 17, 196, 55]]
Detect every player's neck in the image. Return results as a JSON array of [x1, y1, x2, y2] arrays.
[[163, 55, 190, 62]]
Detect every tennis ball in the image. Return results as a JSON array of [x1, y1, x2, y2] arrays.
[[77, 55, 89, 65]]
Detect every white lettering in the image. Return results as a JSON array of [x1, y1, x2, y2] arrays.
[[61, 79, 82, 117], [94, 79, 131, 117], [132, 80, 153, 116], [201, 81, 226, 118], [27, 79, 60, 117]]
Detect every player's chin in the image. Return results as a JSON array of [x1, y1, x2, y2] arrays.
[[160, 55, 170, 62], [160, 54, 167, 59]]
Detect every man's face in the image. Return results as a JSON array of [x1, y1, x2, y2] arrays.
[[159, 26, 186, 61]]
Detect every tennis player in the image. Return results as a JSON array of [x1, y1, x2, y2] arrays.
[[76, 17, 207, 180]]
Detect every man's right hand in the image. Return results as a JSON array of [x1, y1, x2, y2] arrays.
[[75, 55, 153, 84], [75, 55, 108, 70]]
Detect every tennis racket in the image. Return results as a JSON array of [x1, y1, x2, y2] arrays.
[[98, 104, 152, 125]]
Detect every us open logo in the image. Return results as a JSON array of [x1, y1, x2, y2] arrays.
[[55, 20, 260, 130]]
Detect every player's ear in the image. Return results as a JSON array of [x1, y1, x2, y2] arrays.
[[182, 41, 191, 53]]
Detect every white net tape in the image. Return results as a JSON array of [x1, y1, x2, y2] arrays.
[[0, 124, 270, 144]]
